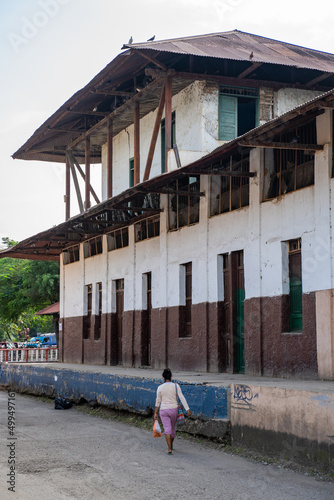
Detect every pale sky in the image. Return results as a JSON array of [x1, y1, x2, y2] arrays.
[[1, 0, 334, 245]]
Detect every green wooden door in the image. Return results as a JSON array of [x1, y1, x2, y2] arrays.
[[235, 279, 245, 374], [289, 278, 302, 331], [219, 95, 238, 141]]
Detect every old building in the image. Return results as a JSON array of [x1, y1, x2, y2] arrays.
[[4, 31, 334, 379]]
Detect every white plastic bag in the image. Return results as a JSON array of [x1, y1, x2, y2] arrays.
[[153, 420, 162, 437]]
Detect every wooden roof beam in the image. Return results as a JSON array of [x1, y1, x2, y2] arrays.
[[90, 89, 135, 97], [67, 109, 109, 117], [239, 140, 323, 151], [306, 72, 334, 86], [237, 62, 263, 79], [137, 51, 168, 71], [185, 169, 256, 177], [67, 76, 165, 151]]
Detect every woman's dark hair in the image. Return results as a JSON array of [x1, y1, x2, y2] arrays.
[[162, 368, 172, 380]]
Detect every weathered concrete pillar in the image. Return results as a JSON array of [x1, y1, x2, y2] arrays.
[[314, 110, 334, 379]]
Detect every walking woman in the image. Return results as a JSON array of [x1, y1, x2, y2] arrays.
[[154, 368, 191, 454]]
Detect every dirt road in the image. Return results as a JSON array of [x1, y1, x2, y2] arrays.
[[0, 390, 333, 499]]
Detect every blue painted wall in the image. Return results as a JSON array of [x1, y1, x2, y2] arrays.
[[0, 364, 228, 419]]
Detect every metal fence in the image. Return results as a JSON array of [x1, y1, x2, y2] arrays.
[[0, 348, 58, 363]]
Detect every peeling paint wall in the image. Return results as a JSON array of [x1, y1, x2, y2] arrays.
[[230, 383, 334, 472]]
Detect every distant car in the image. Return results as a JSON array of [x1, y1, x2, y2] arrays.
[[39, 334, 57, 348]]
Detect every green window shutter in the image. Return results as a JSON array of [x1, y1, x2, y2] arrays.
[[129, 158, 134, 187], [219, 95, 238, 141], [289, 278, 303, 331]]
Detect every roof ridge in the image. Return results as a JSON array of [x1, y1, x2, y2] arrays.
[[128, 29, 334, 57]]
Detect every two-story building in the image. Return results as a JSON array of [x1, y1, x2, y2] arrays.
[[3, 31, 334, 379]]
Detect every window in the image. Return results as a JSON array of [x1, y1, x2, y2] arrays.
[[219, 86, 258, 141], [63, 245, 80, 265], [129, 157, 134, 187], [94, 282, 102, 340], [264, 118, 316, 199], [83, 284, 92, 339], [210, 151, 250, 216], [84, 236, 103, 258], [289, 239, 302, 332], [161, 111, 176, 173], [169, 176, 200, 230], [180, 262, 192, 338], [135, 215, 160, 242], [107, 227, 129, 251]]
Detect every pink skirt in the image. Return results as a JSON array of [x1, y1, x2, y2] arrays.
[[159, 408, 178, 438]]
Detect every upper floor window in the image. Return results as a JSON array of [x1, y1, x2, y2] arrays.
[[63, 244, 80, 265], [219, 86, 259, 141], [210, 151, 250, 216], [135, 215, 160, 242], [161, 111, 176, 173], [169, 176, 200, 230], [263, 118, 316, 200], [84, 236, 103, 258], [107, 227, 129, 251]]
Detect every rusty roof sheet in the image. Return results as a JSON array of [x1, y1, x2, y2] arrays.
[[126, 30, 334, 72], [36, 302, 60, 315], [12, 30, 334, 164]]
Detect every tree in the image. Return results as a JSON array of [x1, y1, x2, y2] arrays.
[[0, 237, 60, 325]]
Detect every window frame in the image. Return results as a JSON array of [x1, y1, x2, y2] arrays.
[[135, 214, 160, 242], [107, 227, 129, 251], [84, 236, 103, 259], [168, 176, 200, 230]]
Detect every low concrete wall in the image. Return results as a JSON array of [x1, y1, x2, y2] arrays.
[[0, 363, 228, 420], [1, 364, 333, 472], [230, 383, 334, 473]]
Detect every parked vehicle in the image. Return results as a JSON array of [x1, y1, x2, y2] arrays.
[[39, 334, 57, 347]]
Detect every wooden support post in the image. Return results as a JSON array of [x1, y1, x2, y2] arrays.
[[134, 101, 140, 185], [85, 137, 90, 211], [164, 75, 173, 173], [143, 84, 165, 182], [68, 152, 84, 214], [65, 153, 71, 221], [67, 151, 100, 204], [107, 118, 113, 198]]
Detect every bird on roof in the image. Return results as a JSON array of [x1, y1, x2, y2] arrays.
[[128, 36, 133, 44], [249, 51, 254, 60], [147, 35, 155, 41]]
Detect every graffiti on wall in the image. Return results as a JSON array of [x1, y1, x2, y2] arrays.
[[232, 384, 258, 410]]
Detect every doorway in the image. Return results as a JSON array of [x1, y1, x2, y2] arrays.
[[116, 279, 124, 364], [221, 250, 245, 373]]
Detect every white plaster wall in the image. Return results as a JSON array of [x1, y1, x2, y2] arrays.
[[274, 88, 323, 117], [62, 246, 85, 318], [63, 101, 334, 317], [101, 81, 230, 199]]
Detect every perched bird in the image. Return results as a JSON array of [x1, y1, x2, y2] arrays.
[[290, 135, 300, 144], [128, 36, 133, 44], [147, 35, 155, 41], [249, 51, 254, 60]]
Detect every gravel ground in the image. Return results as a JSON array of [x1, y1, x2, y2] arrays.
[[0, 390, 333, 500]]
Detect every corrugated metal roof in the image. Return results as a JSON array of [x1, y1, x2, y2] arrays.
[[12, 30, 334, 164], [126, 30, 334, 72], [36, 302, 59, 315]]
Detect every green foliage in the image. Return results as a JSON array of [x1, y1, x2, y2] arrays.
[[0, 237, 60, 331]]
